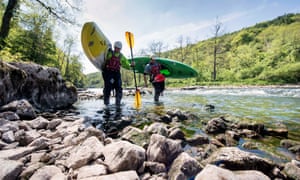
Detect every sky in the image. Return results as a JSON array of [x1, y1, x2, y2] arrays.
[[78, 0, 300, 74]]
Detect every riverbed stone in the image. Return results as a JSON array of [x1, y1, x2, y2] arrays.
[[65, 136, 104, 169], [283, 162, 300, 180], [205, 116, 227, 134], [0, 99, 36, 120], [168, 152, 202, 180], [147, 134, 183, 166], [202, 147, 276, 177], [102, 140, 146, 173], [0, 158, 23, 180], [195, 164, 270, 180], [30, 165, 64, 180]]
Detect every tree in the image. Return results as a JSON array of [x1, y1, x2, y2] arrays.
[[176, 35, 192, 62], [149, 40, 165, 57], [62, 35, 76, 81], [212, 17, 224, 81], [0, 0, 19, 50], [0, 0, 81, 50]]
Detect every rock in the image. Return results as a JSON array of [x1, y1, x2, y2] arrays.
[[168, 127, 185, 140], [168, 152, 202, 180], [0, 158, 23, 180], [280, 139, 300, 149], [0, 61, 77, 110], [147, 134, 183, 166], [201, 147, 276, 178], [186, 134, 209, 146], [205, 116, 227, 134], [77, 164, 107, 179], [265, 127, 288, 138], [0, 99, 36, 120], [0, 61, 27, 106], [102, 140, 145, 173], [66, 136, 104, 169], [19, 162, 44, 179], [30, 116, 49, 129], [143, 161, 166, 174], [144, 122, 168, 137], [283, 162, 300, 180], [0, 111, 20, 121], [195, 164, 270, 180], [30, 165, 64, 180], [0, 146, 36, 160], [83, 170, 139, 180]]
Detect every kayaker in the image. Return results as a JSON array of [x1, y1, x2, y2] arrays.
[[144, 56, 165, 102], [102, 41, 134, 106]]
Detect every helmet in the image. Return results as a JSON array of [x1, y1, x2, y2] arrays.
[[150, 55, 156, 60], [114, 41, 122, 49]]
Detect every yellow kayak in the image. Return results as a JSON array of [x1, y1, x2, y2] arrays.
[[81, 22, 111, 71]]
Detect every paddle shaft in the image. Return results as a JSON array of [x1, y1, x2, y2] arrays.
[[128, 35, 138, 90]]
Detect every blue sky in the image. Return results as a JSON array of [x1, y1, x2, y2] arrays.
[[79, 0, 300, 74]]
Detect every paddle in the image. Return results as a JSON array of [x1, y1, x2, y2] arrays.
[[125, 31, 141, 109]]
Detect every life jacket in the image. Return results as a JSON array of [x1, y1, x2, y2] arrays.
[[150, 63, 161, 76], [106, 51, 121, 71], [154, 73, 165, 82]]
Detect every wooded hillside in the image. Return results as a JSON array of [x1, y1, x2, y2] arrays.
[[163, 13, 300, 86]]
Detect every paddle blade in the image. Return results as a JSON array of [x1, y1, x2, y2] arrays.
[[134, 90, 141, 109], [125, 31, 134, 48]]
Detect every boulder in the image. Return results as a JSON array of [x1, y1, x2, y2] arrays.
[[0, 61, 77, 111]]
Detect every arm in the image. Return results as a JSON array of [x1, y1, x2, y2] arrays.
[[143, 74, 148, 87], [120, 54, 131, 69], [143, 64, 150, 87]]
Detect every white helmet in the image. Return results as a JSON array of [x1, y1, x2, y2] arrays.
[[114, 41, 122, 49]]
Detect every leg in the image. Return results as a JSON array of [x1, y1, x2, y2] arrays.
[[153, 82, 160, 102], [102, 71, 112, 105], [114, 72, 123, 106]]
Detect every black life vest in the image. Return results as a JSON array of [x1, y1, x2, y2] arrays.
[[106, 52, 121, 71]]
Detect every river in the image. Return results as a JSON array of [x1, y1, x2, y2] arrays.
[[74, 86, 300, 162]]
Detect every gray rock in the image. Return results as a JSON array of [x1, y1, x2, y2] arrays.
[[66, 136, 104, 169], [147, 134, 183, 166], [201, 147, 276, 177], [30, 165, 64, 180], [195, 164, 270, 180], [284, 162, 300, 180], [0, 99, 36, 120], [0, 158, 23, 180], [0, 61, 77, 111], [168, 152, 202, 180], [102, 140, 145, 173]]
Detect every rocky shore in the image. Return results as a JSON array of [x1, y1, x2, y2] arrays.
[[1, 61, 300, 179], [0, 97, 300, 180]]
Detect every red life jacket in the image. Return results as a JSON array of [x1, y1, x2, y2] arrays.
[[106, 52, 121, 71], [150, 63, 161, 76], [154, 73, 165, 82]]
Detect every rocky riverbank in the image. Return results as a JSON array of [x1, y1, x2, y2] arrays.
[[0, 98, 300, 180]]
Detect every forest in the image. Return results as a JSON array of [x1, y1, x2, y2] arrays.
[[1, 1, 299, 88]]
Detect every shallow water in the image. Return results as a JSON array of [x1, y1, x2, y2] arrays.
[[74, 87, 300, 162]]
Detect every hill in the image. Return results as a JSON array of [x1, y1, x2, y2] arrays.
[[163, 13, 300, 86], [86, 13, 300, 87]]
